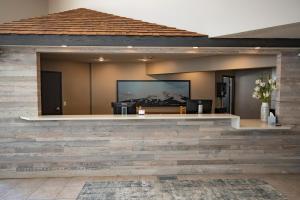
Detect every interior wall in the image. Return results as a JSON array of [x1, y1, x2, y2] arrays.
[[42, 57, 276, 117], [0, 0, 48, 24], [41, 59, 215, 114], [1, 1, 299, 37], [147, 55, 276, 75], [91, 62, 215, 114], [48, 0, 300, 37], [216, 68, 274, 119], [41, 60, 90, 115]]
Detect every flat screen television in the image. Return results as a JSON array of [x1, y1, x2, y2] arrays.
[[117, 80, 190, 106]]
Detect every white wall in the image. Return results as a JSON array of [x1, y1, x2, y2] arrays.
[[48, 0, 300, 37], [0, 0, 48, 24], [1, 0, 299, 36]]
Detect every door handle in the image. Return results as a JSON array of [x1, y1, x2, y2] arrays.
[[56, 107, 60, 111]]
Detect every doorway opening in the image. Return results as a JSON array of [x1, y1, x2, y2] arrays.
[[41, 71, 63, 115]]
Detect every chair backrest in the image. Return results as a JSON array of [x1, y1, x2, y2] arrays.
[[186, 99, 199, 114], [126, 102, 137, 114], [198, 99, 212, 114], [186, 99, 212, 114], [112, 102, 136, 114]]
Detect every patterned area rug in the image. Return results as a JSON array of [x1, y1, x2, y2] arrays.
[[76, 179, 287, 200]]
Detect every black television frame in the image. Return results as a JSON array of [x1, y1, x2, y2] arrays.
[[116, 80, 191, 107]]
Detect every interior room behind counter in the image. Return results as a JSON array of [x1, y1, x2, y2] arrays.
[[40, 53, 276, 119]]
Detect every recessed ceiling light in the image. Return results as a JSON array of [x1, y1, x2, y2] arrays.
[[254, 47, 261, 50], [98, 57, 105, 62], [138, 56, 153, 62], [127, 46, 133, 48], [192, 46, 199, 49], [61, 45, 68, 47], [138, 58, 149, 62]]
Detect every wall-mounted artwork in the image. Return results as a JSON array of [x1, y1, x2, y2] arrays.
[[117, 80, 190, 106]]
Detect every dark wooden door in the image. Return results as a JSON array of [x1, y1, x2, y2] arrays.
[[41, 71, 63, 115]]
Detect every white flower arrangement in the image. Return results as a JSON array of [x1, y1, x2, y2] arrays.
[[252, 75, 276, 103]]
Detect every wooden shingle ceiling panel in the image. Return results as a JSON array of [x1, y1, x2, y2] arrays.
[[0, 8, 205, 37]]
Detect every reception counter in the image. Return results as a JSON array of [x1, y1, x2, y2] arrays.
[[1, 113, 295, 178], [20, 114, 291, 130], [21, 113, 240, 128], [21, 113, 239, 121]]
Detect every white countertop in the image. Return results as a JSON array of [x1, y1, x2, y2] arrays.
[[239, 119, 292, 130], [20, 115, 292, 130], [20, 114, 240, 121]]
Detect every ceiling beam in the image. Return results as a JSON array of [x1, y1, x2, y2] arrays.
[[0, 35, 300, 47]]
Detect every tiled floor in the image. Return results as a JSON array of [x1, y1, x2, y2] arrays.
[[0, 174, 299, 200]]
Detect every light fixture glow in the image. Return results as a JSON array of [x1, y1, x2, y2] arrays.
[[298, 53, 300, 57], [254, 47, 261, 50], [138, 56, 153, 62], [138, 58, 149, 62], [127, 46, 133, 48], [98, 57, 105, 62], [192, 46, 199, 49], [61, 45, 68, 47]]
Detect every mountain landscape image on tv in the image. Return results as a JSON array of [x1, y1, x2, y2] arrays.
[[117, 80, 190, 106]]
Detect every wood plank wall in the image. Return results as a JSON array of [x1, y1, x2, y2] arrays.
[[276, 53, 300, 128], [0, 47, 39, 119], [0, 47, 299, 178]]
